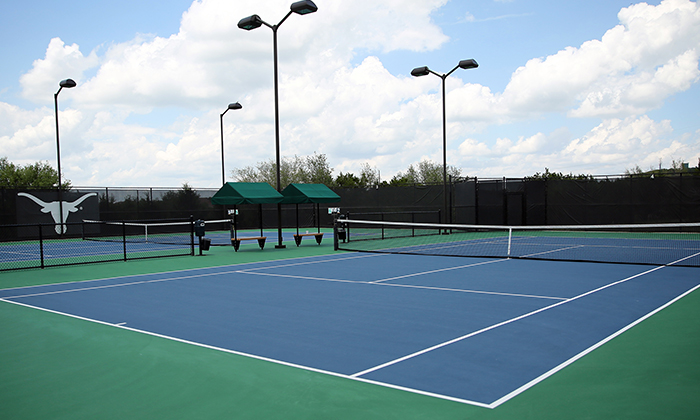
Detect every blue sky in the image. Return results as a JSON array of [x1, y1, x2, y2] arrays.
[[1, 0, 699, 187]]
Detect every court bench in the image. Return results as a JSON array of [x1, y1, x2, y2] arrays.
[[231, 236, 266, 251], [293, 232, 323, 246]]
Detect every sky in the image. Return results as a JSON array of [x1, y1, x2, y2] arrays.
[[1, 0, 699, 187]]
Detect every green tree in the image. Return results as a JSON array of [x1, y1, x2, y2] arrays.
[[390, 165, 418, 186], [359, 163, 380, 187], [624, 158, 699, 178], [416, 160, 461, 183], [526, 168, 593, 181], [334, 172, 361, 187], [304, 153, 334, 185], [231, 153, 334, 189], [160, 183, 202, 216], [389, 160, 461, 186], [0, 157, 71, 189]]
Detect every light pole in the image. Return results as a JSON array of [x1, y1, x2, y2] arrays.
[[411, 59, 478, 229], [238, 0, 318, 249], [220, 102, 243, 186], [54, 78, 76, 235]]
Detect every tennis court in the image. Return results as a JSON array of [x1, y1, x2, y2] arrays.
[[0, 217, 332, 271], [2, 241, 698, 410]]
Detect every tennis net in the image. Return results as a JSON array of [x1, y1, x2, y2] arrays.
[[334, 219, 700, 267], [82, 219, 233, 246]]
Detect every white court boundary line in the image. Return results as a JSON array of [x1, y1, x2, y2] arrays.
[[1, 253, 384, 299], [0, 252, 381, 296], [349, 251, 700, 407], [351, 264, 667, 378], [2, 252, 562, 302], [0, 297, 491, 408], [489, 281, 700, 408], [2, 251, 699, 408], [238, 257, 566, 301]]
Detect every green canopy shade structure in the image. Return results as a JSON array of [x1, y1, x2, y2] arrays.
[[281, 183, 340, 245], [280, 183, 341, 204], [211, 182, 284, 205], [211, 183, 284, 251]]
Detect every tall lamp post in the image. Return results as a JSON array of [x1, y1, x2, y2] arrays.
[[54, 78, 76, 235], [238, 0, 318, 249], [411, 59, 478, 229], [220, 102, 243, 186]]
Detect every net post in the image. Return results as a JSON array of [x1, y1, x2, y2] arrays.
[[507, 227, 513, 257], [437, 209, 442, 235], [381, 213, 385, 240], [333, 219, 339, 251], [122, 221, 127, 261], [190, 215, 195, 256]]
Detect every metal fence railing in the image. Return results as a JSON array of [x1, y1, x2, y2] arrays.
[[0, 218, 195, 271]]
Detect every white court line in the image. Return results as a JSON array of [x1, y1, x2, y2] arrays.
[[370, 258, 508, 283], [2, 255, 378, 299], [374, 282, 567, 301], [0, 250, 42, 257], [236, 269, 565, 301], [0, 297, 491, 408], [237, 270, 362, 285], [5, 251, 698, 408], [0, 252, 369, 295], [236, 253, 382, 272], [521, 244, 585, 258], [489, 280, 700, 408], [350, 263, 670, 379], [3, 269, 243, 299], [3, 251, 566, 302]]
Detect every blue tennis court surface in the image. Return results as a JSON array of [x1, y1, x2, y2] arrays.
[[1, 253, 698, 407]]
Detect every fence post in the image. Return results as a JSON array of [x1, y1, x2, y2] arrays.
[[39, 224, 45, 269], [474, 177, 479, 224]]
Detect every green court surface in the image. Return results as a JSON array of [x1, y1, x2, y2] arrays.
[[1, 241, 698, 419]]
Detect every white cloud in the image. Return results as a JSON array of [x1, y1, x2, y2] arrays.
[[19, 38, 99, 103], [501, 0, 700, 118], [564, 116, 671, 157], [454, 116, 700, 177], [3, 0, 700, 187]]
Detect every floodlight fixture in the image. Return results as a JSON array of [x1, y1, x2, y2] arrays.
[[238, 14, 264, 30], [410, 59, 478, 228], [238, 1, 318, 249], [410, 66, 430, 77], [459, 59, 479, 69], [220, 102, 243, 185], [59, 79, 77, 89], [290, 0, 318, 15], [54, 78, 77, 235]]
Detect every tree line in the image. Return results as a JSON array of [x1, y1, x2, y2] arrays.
[[231, 153, 462, 189], [0, 157, 71, 189], [2, 154, 697, 190]]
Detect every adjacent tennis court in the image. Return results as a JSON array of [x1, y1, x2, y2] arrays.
[[2, 246, 698, 408], [0, 217, 331, 270]]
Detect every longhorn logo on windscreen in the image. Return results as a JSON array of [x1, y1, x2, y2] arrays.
[[18, 192, 97, 234]]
